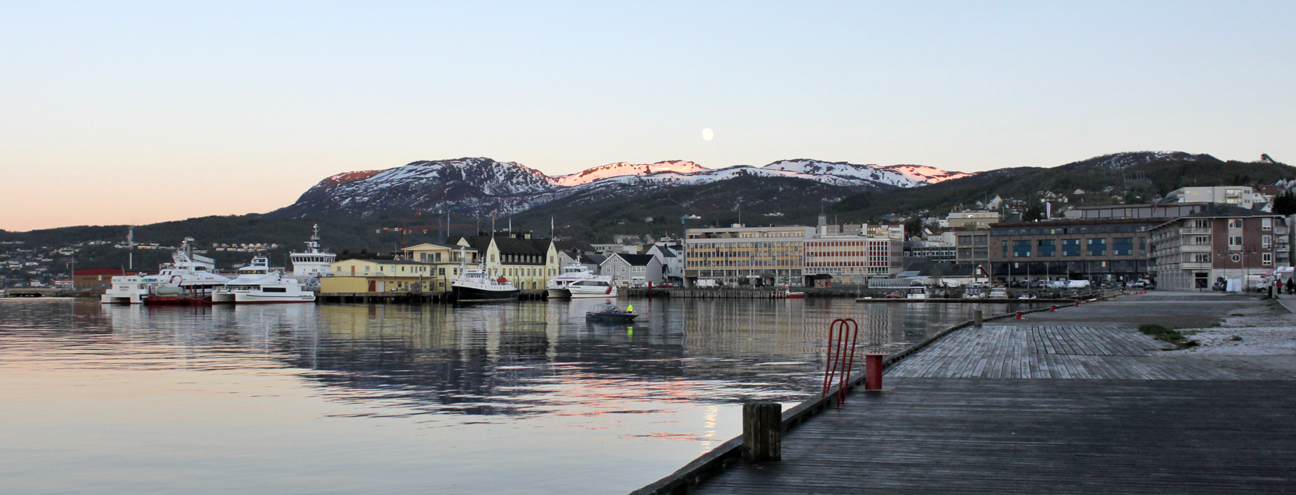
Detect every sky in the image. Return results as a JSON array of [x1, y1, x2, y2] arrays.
[[2, 1, 1294, 231]]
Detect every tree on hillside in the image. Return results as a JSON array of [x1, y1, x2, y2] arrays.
[[904, 216, 923, 239], [1023, 206, 1045, 222], [1274, 191, 1296, 216]]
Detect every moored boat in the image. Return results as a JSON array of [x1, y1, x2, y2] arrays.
[[545, 259, 617, 298], [289, 224, 335, 287], [101, 238, 230, 305], [214, 255, 316, 304]]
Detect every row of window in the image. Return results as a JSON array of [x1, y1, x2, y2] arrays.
[[1179, 253, 1274, 265], [1003, 238, 1143, 257]]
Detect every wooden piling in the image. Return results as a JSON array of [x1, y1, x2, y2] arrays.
[[742, 402, 782, 462], [974, 309, 983, 327]]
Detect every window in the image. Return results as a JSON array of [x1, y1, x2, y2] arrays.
[[1062, 239, 1080, 256], [1229, 236, 1243, 247], [1263, 218, 1272, 231], [1263, 235, 1272, 248], [1193, 219, 1209, 228], [1113, 238, 1133, 256], [1263, 252, 1273, 265], [1002, 241, 1008, 257], [1193, 236, 1210, 245], [1037, 239, 1056, 257], [1193, 254, 1210, 263], [1013, 240, 1031, 258], [1087, 238, 1107, 256], [1229, 219, 1243, 229]]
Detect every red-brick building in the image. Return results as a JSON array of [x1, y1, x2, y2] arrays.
[[73, 268, 139, 293], [1149, 205, 1290, 290]]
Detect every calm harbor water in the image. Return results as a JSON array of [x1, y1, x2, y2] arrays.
[[0, 297, 1040, 494]]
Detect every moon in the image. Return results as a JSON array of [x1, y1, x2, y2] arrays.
[[702, 128, 714, 141]]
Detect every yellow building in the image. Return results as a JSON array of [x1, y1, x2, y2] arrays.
[[323, 244, 483, 294], [452, 234, 559, 291]]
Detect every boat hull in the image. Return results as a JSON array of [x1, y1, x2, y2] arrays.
[[546, 288, 571, 299], [569, 286, 617, 298], [586, 313, 638, 323], [454, 286, 519, 302], [234, 293, 316, 304], [101, 293, 144, 304], [144, 295, 214, 306]]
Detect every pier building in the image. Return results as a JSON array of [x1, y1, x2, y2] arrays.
[[323, 259, 442, 293]]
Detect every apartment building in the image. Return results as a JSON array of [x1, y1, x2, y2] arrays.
[[953, 230, 992, 265], [1150, 205, 1289, 290]]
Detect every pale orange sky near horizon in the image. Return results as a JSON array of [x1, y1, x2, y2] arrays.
[[3, 2, 1293, 232]]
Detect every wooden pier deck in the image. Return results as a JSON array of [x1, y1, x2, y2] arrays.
[[642, 293, 1296, 494], [687, 378, 1296, 494]]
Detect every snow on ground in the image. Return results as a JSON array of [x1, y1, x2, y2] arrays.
[[1173, 303, 1296, 356]]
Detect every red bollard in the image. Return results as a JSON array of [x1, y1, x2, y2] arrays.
[[1101, 296, 1107, 301], [1051, 305, 1057, 312], [1075, 300, 1081, 307], [865, 354, 886, 390], [1015, 311, 1025, 320]]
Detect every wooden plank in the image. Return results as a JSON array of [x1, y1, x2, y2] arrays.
[[684, 380, 1296, 495]]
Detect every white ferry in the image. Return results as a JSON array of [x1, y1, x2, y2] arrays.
[[290, 224, 335, 285], [213, 256, 315, 304], [545, 260, 617, 298], [101, 238, 230, 305]]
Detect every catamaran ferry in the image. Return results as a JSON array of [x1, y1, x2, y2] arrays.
[[213, 255, 315, 304]]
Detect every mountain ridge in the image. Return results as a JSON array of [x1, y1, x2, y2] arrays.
[[268, 157, 973, 219]]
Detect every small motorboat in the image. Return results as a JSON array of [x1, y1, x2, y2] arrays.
[[586, 303, 639, 322]]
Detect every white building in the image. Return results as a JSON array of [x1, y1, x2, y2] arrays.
[[644, 244, 684, 283], [1163, 186, 1266, 210], [600, 253, 663, 287]]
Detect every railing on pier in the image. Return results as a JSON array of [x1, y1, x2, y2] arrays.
[[821, 318, 859, 407]]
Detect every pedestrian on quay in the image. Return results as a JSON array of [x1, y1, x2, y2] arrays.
[[1276, 278, 1283, 299], [1288, 278, 1295, 295]]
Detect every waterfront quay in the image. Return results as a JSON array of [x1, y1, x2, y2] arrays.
[[638, 292, 1296, 494]]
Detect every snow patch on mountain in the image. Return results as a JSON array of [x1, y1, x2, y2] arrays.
[[554, 160, 707, 186], [882, 164, 972, 184]]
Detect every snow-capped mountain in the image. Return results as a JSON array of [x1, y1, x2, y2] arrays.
[[268, 157, 972, 219]]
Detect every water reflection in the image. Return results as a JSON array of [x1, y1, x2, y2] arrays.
[[0, 297, 1039, 494], [84, 297, 1037, 417]]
